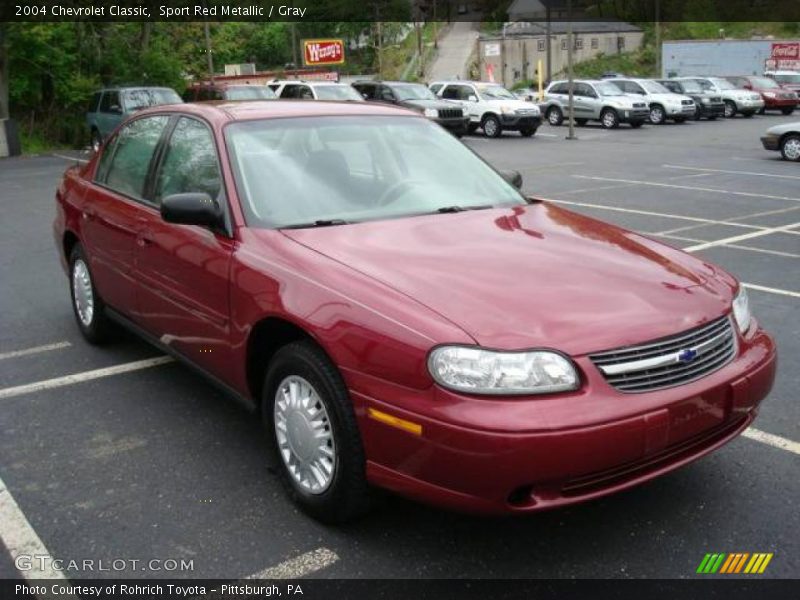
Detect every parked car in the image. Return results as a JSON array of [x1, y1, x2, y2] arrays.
[[430, 80, 542, 137], [541, 79, 649, 129], [764, 70, 800, 93], [761, 121, 800, 161], [54, 100, 776, 521], [605, 78, 696, 124], [183, 82, 277, 102], [86, 87, 182, 151], [267, 80, 364, 101], [724, 76, 797, 115], [680, 77, 764, 118], [352, 80, 469, 136], [657, 79, 725, 120]]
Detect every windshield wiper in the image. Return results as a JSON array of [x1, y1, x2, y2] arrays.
[[281, 219, 350, 229], [435, 204, 495, 214]]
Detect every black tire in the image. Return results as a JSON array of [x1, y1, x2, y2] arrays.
[[723, 100, 737, 118], [781, 107, 795, 116], [708, 116, 718, 121], [575, 119, 588, 126], [649, 104, 666, 125], [466, 123, 479, 135], [90, 129, 102, 153], [780, 134, 800, 162], [546, 106, 564, 126], [758, 106, 766, 115], [519, 127, 537, 137], [262, 340, 371, 523], [629, 121, 644, 129], [600, 108, 619, 129], [743, 111, 754, 118], [482, 114, 502, 138], [673, 116, 686, 123], [68, 244, 115, 344]]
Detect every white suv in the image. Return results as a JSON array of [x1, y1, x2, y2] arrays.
[[681, 77, 764, 118], [430, 81, 542, 137], [267, 80, 364, 102], [606, 78, 696, 124]]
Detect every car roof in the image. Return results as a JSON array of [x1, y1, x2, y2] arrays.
[[270, 80, 346, 86], [97, 86, 175, 92], [548, 79, 604, 85], [431, 80, 503, 86], [133, 99, 418, 123]]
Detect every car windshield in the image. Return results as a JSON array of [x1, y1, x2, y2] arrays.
[[749, 77, 779, 88], [710, 78, 736, 90], [226, 86, 277, 100], [641, 80, 671, 94], [595, 82, 625, 96], [678, 80, 702, 93], [773, 73, 800, 84], [392, 84, 437, 101], [313, 85, 363, 101], [225, 116, 524, 229], [122, 88, 182, 110], [477, 85, 516, 100]]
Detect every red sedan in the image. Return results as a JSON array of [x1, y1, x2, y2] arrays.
[[54, 101, 776, 522], [726, 75, 798, 115]]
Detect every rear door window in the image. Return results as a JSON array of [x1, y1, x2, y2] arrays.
[[102, 116, 169, 200]]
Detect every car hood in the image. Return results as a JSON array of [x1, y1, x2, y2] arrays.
[[485, 99, 541, 113], [766, 121, 800, 135], [400, 99, 460, 110], [280, 203, 735, 356], [650, 92, 693, 103]]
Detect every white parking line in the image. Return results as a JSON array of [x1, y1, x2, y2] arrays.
[[681, 221, 800, 252], [656, 206, 800, 236], [245, 547, 339, 579], [663, 164, 800, 181], [0, 475, 70, 580], [743, 428, 800, 455], [742, 283, 800, 299], [0, 356, 174, 400], [0, 342, 71, 361], [571, 175, 800, 203], [654, 233, 800, 259]]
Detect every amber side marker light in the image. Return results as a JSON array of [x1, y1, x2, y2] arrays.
[[367, 408, 423, 436]]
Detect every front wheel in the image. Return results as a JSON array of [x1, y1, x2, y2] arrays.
[[600, 108, 619, 129], [780, 134, 800, 162], [69, 244, 115, 344], [547, 106, 564, 126], [782, 107, 795, 116], [723, 100, 737, 118], [482, 115, 502, 138], [649, 105, 666, 125], [263, 340, 371, 523]]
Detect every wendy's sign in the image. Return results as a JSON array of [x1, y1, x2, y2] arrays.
[[303, 39, 345, 66]]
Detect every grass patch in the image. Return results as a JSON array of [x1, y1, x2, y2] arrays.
[[20, 128, 70, 156]]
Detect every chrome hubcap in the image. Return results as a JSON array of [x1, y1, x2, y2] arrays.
[[549, 110, 560, 125], [72, 259, 94, 326], [274, 376, 336, 494], [725, 103, 734, 117], [484, 119, 498, 136], [603, 112, 615, 127], [784, 139, 800, 160], [651, 107, 663, 123]]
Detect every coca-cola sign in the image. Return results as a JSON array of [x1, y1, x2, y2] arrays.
[[770, 42, 800, 60], [303, 39, 345, 66]]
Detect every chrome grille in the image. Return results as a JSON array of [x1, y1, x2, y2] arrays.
[[438, 108, 463, 119], [589, 316, 736, 393], [681, 99, 694, 105], [633, 102, 646, 108]]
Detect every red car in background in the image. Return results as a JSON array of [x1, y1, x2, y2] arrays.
[[54, 101, 776, 522], [726, 75, 798, 115]]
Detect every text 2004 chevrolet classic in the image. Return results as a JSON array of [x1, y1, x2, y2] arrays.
[[54, 101, 776, 522]]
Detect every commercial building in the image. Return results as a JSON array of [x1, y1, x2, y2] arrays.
[[662, 39, 800, 77]]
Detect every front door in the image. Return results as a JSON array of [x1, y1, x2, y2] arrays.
[[135, 116, 234, 381]]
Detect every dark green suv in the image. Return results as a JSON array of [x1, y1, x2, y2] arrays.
[[86, 87, 182, 151]]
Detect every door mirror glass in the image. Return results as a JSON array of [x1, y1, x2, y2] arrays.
[[499, 169, 523, 189], [161, 193, 221, 227]]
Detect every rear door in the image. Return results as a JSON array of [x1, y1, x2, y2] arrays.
[[83, 115, 170, 317], [135, 115, 234, 379]]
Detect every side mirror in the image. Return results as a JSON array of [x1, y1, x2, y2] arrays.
[[499, 169, 523, 190], [467, 94, 478, 103], [161, 193, 222, 228]]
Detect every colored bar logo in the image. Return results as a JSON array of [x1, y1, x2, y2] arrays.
[[697, 553, 773, 574]]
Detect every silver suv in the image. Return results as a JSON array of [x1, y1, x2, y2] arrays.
[[680, 77, 764, 118], [541, 80, 649, 129], [606, 78, 696, 124]]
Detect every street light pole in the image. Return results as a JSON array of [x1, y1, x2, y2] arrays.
[[654, 0, 661, 77], [566, 0, 577, 140]]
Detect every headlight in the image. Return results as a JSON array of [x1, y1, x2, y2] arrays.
[[500, 106, 515, 115], [732, 287, 752, 334], [428, 346, 579, 395], [701, 97, 710, 104], [423, 108, 439, 118], [763, 92, 776, 98]]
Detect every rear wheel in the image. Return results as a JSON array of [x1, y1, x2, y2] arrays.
[[69, 244, 115, 344], [263, 340, 371, 523], [519, 126, 537, 137], [743, 111, 754, 118], [782, 107, 795, 116], [780, 134, 800, 162], [482, 114, 502, 138], [600, 108, 619, 129], [649, 104, 666, 125], [723, 100, 737, 118], [547, 106, 564, 126]]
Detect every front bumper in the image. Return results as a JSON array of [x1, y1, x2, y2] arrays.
[[666, 105, 696, 118], [619, 108, 650, 123], [763, 96, 798, 109], [736, 98, 765, 112], [351, 324, 776, 514], [698, 103, 726, 117], [435, 116, 470, 134], [761, 135, 781, 151], [499, 114, 542, 130]]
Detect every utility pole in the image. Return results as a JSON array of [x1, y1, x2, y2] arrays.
[[433, 0, 438, 50], [545, 5, 551, 84], [566, 0, 576, 140], [291, 23, 299, 68], [654, 0, 661, 77], [203, 22, 215, 81], [416, 21, 424, 78]]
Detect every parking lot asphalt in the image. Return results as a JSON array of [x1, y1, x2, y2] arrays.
[[1, 113, 798, 581]]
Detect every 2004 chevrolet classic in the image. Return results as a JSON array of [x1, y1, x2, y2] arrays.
[[54, 101, 776, 522]]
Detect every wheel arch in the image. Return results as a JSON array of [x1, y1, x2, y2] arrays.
[[63, 230, 80, 262]]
